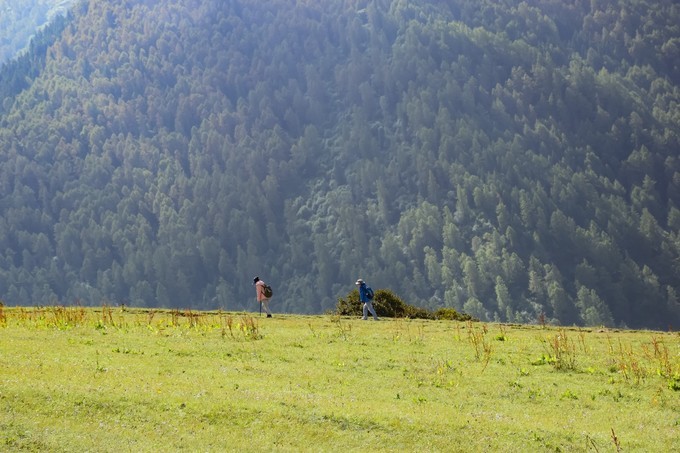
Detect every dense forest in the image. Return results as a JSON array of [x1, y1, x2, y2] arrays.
[[0, 13, 71, 114], [0, 0, 678, 329]]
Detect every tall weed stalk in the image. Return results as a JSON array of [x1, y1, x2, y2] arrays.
[[238, 316, 261, 340], [614, 339, 647, 384], [541, 329, 577, 371], [466, 321, 492, 371], [330, 315, 351, 340], [644, 336, 675, 379], [51, 305, 87, 328]]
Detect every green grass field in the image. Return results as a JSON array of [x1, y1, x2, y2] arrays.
[[0, 306, 678, 452]]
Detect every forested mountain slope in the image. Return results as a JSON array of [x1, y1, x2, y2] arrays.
[[0, 0, 678, 329], [0, 0, 75, 64]]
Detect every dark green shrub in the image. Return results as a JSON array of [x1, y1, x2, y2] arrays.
[[335, 288, 413, 317], [335, 288, 473, 321], [373, 289, 410, 318], [404, 305, 435, 320], [434, 307, 474, 321], [335, 289, 362, 316]]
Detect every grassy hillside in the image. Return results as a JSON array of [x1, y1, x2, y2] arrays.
[[0, 0, 679, 329], [0, 306, 678, 451]]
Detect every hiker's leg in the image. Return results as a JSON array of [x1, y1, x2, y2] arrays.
[[367, 302, 378, 320], [362, 303, 368, 320], [262, 299, 272, 315]]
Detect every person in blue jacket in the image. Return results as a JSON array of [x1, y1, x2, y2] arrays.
[[356, 278, 379, 321]]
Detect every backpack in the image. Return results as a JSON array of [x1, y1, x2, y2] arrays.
[[262, 284, 273, 298], [366, 286, 374, 300]]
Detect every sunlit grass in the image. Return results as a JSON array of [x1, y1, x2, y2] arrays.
[[0, 306, 678, 451]]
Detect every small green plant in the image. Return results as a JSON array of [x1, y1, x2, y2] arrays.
[[431, 358, 456, 388], [540, 329, 577, 371], [560, 389, 578, 400], [531, 354, 555, 366], [495, 325, 508, 341], [94, 350, 107, 373]]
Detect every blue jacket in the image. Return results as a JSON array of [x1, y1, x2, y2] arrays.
[[359, 282, 369, 303]]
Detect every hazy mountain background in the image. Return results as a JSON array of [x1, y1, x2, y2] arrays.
[[0, 0, 75, 64], [1, 0, 678, 329]]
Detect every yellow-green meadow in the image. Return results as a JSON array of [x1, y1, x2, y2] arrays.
[[1, 306, 678, 452]]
